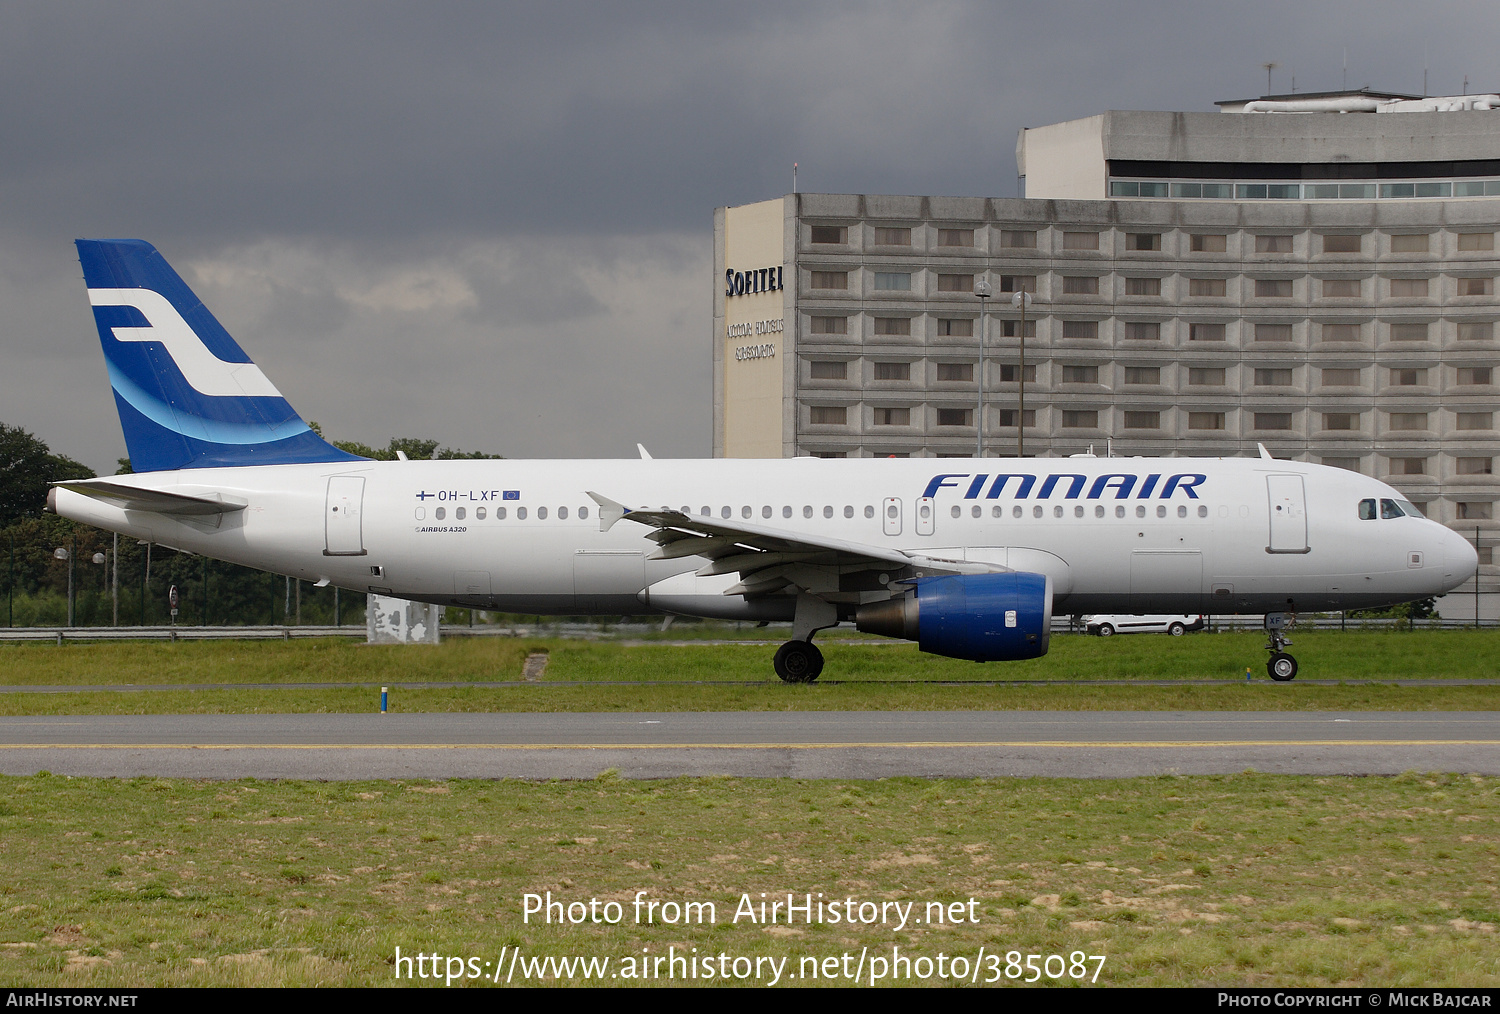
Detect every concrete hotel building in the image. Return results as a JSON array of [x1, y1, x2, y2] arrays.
[[712, 90, 1500, 617]]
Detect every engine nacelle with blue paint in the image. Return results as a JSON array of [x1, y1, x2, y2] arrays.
[[854, 572, 1053, 662]]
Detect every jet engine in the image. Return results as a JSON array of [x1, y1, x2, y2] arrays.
[[855, 572, 1053, 662]]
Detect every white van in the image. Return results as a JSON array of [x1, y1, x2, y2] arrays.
[[1083, 614, 1206, 637]]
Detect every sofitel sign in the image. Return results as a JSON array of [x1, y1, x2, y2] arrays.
[[726, 266, 784, 297]]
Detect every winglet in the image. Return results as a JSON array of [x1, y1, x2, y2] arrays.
[[1257, 443, 1273, 461], [636, 443, 653, 460], [586, 491, 631, 532]]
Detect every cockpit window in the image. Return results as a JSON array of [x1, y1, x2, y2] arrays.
[[1380, 498, 1404, 519], [1359, 498, 1376, 520], [1396, 498, 1424, 517]]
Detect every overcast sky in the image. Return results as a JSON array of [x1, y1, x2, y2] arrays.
[[3, 1, 1496, 472]]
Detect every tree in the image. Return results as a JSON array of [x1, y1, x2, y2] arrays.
[[0, 424, 93, 528], [307, 423, 502, 460]]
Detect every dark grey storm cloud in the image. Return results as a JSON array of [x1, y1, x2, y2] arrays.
[[1, 1, 1497, 470]]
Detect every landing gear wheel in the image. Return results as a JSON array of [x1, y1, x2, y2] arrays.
[[1096, 624, 1115, 637], [1167, 622, 1186, 636], [1267, 653, 1298, 682], [773, 640, 824, 683]]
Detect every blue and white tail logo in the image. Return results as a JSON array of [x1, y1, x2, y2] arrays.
[[76, 239, 363, 471]]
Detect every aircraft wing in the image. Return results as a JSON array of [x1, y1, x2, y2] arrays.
[[587, 491, 1001, 597], [52, 479, 247, 516]]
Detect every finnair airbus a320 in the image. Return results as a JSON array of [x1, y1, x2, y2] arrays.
[[50, 240, 1477, 682]]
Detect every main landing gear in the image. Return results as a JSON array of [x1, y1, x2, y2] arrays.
[[1263, 612, 1297, 681], [774, 594, 839, 684]]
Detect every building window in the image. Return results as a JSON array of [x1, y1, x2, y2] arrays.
[[1390, 322, 1429, 341], [1187, 367, 1225, 386], [1188, 322, 1225, 341], [1124, 321, 1161, 340], [1256, 235, 1293, 253], [873, 407, 910, 426], [1458, 367, 1493, 385], [1390, 278, 1430, 298], [810, 226, 847, 244], [1255, 279, 1293, 298], [1255, 323, 1293, 342], [1458, 412, 1494, 431], [810, 451, 846, 458], [1123, 411, 1160, 429], [1458, 278, 1495, 296], [873, 317, 911, 336], [1061, 320, 1098, 339], [1062, 410, 1098, 428], [1255, 368, 1293, 386], [1322, 368, 1360, 386], [1063, 276, 1099, 295], [1322, 235, 1362, 254], [1323, 323, 1362, 342], [1391, 234, 1430, 253], [1124, 366, 1160, 384], [1458, 232, 1495, 252], [1394, 457, 1426, 475], [1190, 278, 1227, 297], [1323, 413, 1358, 431], [810, 271, 847, 290], [1127, 233, 1161, 251], [1000, 319, 1037, 338], [1188, 412, 1225, 430], [1125, 277, 1161, 296], [810, 316, 847, 335], [936, 362, 973, 382], [1458, 322, 1494, 341], [937, 318, 973, 337], [937, 229, 974, 247], [1323, 457, 1360, 471], [999, 364, 1037, 383], [1392, 368, 1427, 386], [873, 361, 911, 381], [809, 360, 847, 380], [1000, 275, 1037, 293], [998, 409, 1036, 427], [1457, 502, 1494, 521], [1254, 412, 1292, 430], [873, 227, 911, 246], [1001, 230, 1036, 248], [1458, 457, 1494, 475], [1323, 279, 1361, 297], [1390, 412, 1429, 431], [1062, 232, 1099, 250], [873, 272, 910, 291], [937, 273, 974, 292], [936, 408, 972, 426], [1191, 234, 1228, 253], [809, 406, 847, 425], [1060, 364, 1099, 384]]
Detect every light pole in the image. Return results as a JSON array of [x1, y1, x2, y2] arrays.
[[974, 276, 992, 457], [53, 544, 73, 627], [1012, 290, 1033, 458]]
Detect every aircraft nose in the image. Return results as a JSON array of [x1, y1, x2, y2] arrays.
[[1438, 525, 1479, 586]]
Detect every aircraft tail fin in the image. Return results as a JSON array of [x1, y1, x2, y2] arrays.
[[74, 239, 365, 472]]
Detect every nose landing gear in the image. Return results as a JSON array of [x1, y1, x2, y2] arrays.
[[1264, 612, 1297, 681]]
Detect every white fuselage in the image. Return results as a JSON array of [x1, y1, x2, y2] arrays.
[[53, 455, 1477, 622]]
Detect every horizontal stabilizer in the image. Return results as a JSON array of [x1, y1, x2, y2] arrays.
[[52, 479, 247, 516]]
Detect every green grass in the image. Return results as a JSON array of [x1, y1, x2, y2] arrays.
[[1, 631, 1496, 715], [3, 629, 1498, 686], [0, 772, 1495, 986]]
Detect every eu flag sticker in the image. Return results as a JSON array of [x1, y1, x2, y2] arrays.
[[502, 490, 520, 500]]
